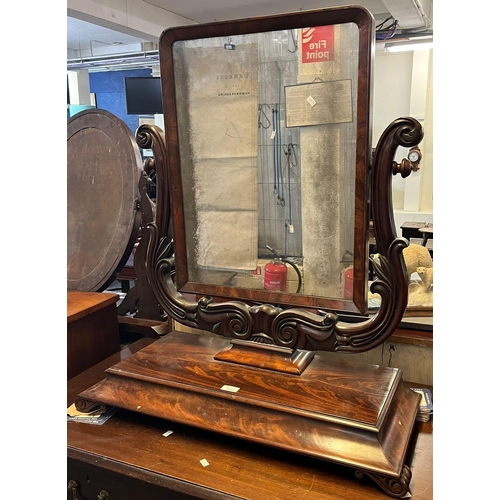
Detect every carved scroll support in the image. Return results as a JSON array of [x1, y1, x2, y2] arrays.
[[355, 464, 412, 499], [116, 169, 163, 320], [145, 116, 423, 356], [74, 397, 108, 415], [135, 124, 171, 241], [117, 124, 174, 322]]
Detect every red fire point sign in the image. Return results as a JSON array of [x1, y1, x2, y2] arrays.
[[301, 25, 335, 63]]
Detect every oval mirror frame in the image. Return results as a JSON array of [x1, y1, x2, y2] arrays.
[[67, 109, 143, 292]]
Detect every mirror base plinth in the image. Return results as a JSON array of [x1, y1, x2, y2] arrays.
[[214, 339, 315, 374], [76, 331, 420, 497]]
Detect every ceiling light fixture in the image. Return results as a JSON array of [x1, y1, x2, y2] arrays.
[[67, 51, 159, 71], [385, 37, 433, 52]]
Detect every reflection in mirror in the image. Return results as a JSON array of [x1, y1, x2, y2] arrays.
[[369, 241, 433, 314], [172, 23, 361, 303]]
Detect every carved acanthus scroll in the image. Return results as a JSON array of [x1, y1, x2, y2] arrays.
[[143, 116, 423, 354], [355, 465, 412, 499]]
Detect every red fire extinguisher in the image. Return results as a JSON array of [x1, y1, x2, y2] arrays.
[[264, 259, 288, 291], [344, 266, 354, 299]]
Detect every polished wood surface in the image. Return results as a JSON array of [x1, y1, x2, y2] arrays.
[[67, 291, 121, 380], [67, 338, 156, 405], [81, 331, 404, 426], [76, 331, 420, 495], [67, 291, 119, 322], [392, 326, 433, 348], [68, 340, 433, 500]]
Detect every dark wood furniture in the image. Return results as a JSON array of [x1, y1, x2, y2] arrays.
[[68, 339, 433, 500], [400, 222, 433, 241], [74, 8, 426, 497], [67, 291, 121, 380], [401, 222, 433, 260], [68, 109, 166, 338], [67, 109, 142, 293], [116, 265, 135, 292], [78, 330, 419, 492], [418, 226, 433, 246]]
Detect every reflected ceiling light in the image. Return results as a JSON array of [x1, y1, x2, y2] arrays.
[[67, 51, 159, 71], [385, 38, 433, 52]]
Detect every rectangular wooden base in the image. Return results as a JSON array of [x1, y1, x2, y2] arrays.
[[77, 331, 420, 481]]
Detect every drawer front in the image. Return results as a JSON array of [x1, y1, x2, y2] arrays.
[[67, 457, 235, 500]]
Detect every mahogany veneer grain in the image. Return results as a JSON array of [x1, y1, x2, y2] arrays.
[[67, 291, 121, 380], [68, 339, 433, 500], [77, 331, 420, 483]]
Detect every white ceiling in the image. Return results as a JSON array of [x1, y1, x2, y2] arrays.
[[67, 16, 148, 53], [67, 0, 432, 65], [142, 0, 391, 25]]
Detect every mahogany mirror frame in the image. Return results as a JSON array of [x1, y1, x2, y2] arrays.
[[158, 6, 373, 315], [143, 6, 424, 354]]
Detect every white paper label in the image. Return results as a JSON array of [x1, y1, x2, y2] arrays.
[[306, 95, 317, 107], [220, 384, 240, 393], [200, 459, 210, 467]]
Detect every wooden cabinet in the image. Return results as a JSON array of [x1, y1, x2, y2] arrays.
[[67, 291, 121, 380]]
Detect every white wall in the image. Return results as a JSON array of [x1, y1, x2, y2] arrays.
[[372, 47, 434, 234], [67, 0, 196, 42]]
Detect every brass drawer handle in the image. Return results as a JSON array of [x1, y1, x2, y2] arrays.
[[68, 480, 109, 500], [68, 480, 79, 500]]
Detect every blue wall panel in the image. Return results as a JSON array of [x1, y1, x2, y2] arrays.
[[89, 68, 152, 134]]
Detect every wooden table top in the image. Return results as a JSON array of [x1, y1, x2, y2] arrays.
[[67, 291, 119, 323], [401, 222, 433, 229], [68, 338, 433, 500]]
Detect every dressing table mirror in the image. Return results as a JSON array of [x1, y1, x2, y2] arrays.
[[76, 6, 424, 498]]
